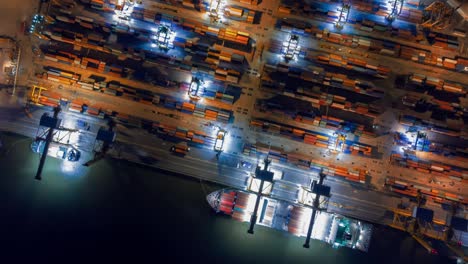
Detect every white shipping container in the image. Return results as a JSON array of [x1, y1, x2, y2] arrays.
[[358, 39, 370, 45], [50, 35, 63, 41], [228, 9, 243, 17], [443, 85, 463, 93], [394, 180, 408, 187], [430, 165, 444, 172], [410, 77, 423, 83], [80, 84, 93, 90], [412, 184, 431, 191], [44, 56, 59, 62], [56, 16, 72, 23], [444, 58, 457, 64]]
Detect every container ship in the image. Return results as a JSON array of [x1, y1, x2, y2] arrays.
[[207, 188, 372, 252]]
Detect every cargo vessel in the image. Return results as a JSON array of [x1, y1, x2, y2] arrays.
[[207, 188, 372, 252]]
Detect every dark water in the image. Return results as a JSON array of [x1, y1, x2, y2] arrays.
[[0, 133, 455, 263]]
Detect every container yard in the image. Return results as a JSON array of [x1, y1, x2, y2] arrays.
[[1, 0, 468, 261]]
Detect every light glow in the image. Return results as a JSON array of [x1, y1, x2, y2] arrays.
[[298, 187, 317, 206], [243, 193, 257, 221], [61, 159, 77, 173], [189, 77, 203, 100], [208, 0, 226, 23], [152, 24, 176, 51], [247, 177, 273, 195], [312, 212, 332, 240], [214, 129, 226, 151], [294, 207, 312, 237], [282, 34, 300, 61], [270, 167, 283, 180]]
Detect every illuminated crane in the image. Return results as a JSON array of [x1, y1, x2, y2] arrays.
[[421, 1, 454, 30], [33, 106, 81, 180], [282, 34, 300, 62], [188, 77, 203, 100], [247, 156, 274, 234], [387, 0, 404, 22], [333, 133, 347, 152], [335, 1, 351, 29], [152, 24, 175, 51], [83, 119, 116, 167], [209, 0, 226, 23]]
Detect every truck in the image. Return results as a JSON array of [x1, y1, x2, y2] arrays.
[[214, 130, 227, 151]]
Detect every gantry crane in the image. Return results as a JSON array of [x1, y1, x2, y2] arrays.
[[247, 156, 274, 234], [209, 0, 225, 23], [33, 106, 79, 180], [189, 77, 203, 100], [153, 24, 174, 51], [387, 0, 404, 22], [421, 1, 454, 30], [30, 85, 48, 105], [334, 133, 347, 152], [335, 0, 351, 29], [303, 169, 331, 248], [282, 34, 300, 62], [389, 193, 451, 255], [83, 118, 116, 167]]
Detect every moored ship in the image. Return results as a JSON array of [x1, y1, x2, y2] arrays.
[[207, 188, 372, 252]]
